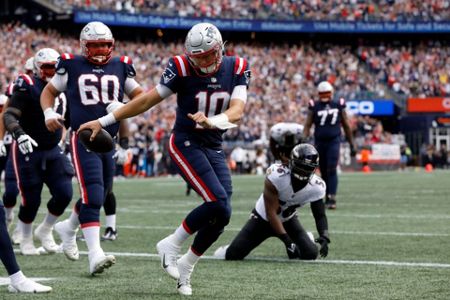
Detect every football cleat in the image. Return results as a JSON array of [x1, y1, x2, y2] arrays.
[[34, 224, 59, 254], [89, 251, 116, 275], [156, 235, 181, 280], [20, 236, 40, 256], [11, 226, 23, 245], [325, 199, 337, 210], [213, 245, 229, 259], [54, 220, 79, 261], [176, 257, 194, 296], [101, 227, 117, 241], [8, 278, 52, 293]]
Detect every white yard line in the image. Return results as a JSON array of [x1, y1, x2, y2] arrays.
[[115, 225, 450, 237], [109, 209, 450, 220], [72, 251, 450, 269]]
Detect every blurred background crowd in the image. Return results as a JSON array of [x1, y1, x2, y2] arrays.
[[58, 0, 450, 21], [2, 0, 450, 176]]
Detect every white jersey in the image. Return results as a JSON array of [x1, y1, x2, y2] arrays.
[[255, 163, 326, 222]]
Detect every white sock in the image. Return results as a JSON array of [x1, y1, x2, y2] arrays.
[[180, 247, 200, 267], [82, 226, 102, 253], [20, 221, 32, 238], [42, 212, 58, 228], [5, 207, 14, 221], [105, 215, 116, 230], [68, 210, 80, 230], [172, 225, 190, 246], [9, 271, 26, 285]]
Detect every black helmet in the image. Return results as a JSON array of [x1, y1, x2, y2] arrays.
[[269, 123, 304, 160], [289, 143, 319, 182]]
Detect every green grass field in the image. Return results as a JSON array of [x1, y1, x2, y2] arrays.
[[1, 170, 450, 299]]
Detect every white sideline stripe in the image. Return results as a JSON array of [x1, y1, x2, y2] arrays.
[[115, 225, 450, 237], [0, 277, 55, 286], [75, 251, 450, 269]]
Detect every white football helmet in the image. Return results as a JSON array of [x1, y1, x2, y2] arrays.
[[34, 48, 59, 82], [185, 23, 223, 75], [317, 81, 334, 102], [24, 57, 35, 74], [80, 21, 114, 65], [269, 122, 304, 160]]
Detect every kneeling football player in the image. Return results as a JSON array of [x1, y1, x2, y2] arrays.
[[215, 123, 330, 260]]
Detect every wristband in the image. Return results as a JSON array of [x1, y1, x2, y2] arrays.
[[98, 113, 117, 127], [208, 113, 237, 130], [43, 107, 60, 121]]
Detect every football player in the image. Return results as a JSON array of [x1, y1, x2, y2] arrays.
[[3, 48, 74, 256], [214, 123, 330, 260], [77, 22, 250, 295], [0, 199, 52, 293], [0, 57, 33, 234], [303, 81, 356, 209], [40, 21, 143, 275]]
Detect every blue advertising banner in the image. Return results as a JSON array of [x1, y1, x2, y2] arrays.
[[74, 10, 450, 33], [346, 100, 395, 116]]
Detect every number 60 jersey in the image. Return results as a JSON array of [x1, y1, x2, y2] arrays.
[[159, 55, 251, 146], [51, 54, 139, 137]]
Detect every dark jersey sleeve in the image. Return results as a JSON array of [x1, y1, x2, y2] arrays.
[[158, 57, 181, 93], [234, 57, 251, 88], [8, 75, 32, 113]]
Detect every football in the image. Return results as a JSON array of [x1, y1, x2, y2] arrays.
[[78, 128, 114, 153]]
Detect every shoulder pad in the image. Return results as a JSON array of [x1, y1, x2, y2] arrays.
[[60, 53, 74, 60], [14, 74, 34, 91], [339, 98, 346, 106], [55, 56, 70, 75], [5, 82, 14, 97], [120, 56, 133, 64], [172, 55, 190, 77], [233, 56, 248, 75]]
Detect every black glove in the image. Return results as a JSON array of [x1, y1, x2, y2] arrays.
[[350, 145, 357, 157], [315, 236, 330, 258], [119, 137, 129, 150], [279, 233, 301, 259]]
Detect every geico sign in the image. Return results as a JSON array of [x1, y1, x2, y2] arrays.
[[347, 101, 374, 115]]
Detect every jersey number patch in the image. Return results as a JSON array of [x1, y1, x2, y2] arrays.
[[78, 74, 119, 105], [195, 91, 230, 129], [317, 108, 338, 126]]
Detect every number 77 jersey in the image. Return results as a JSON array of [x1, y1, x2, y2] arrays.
[[308, 98, 346, 141], [160, 55, 251, 146], [51, 54, 139, 137]]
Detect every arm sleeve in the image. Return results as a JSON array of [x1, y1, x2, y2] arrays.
[[310, 199, 329, 239]]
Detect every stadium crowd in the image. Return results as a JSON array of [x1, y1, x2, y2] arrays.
[[59, 0, 450, 22], [2, 22, 446, 176]]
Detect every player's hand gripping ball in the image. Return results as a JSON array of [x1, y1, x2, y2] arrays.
[[78, 128, 114, 153]]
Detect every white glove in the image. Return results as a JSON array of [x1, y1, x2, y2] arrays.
[[43, 107, 63, 122], [0, 140, 6, 157], [112, 147, 128, 165], [17, 134, 38, 155], [106, 101, 125, 113]]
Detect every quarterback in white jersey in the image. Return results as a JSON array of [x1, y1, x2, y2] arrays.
[[214, 123, 330, 260]]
